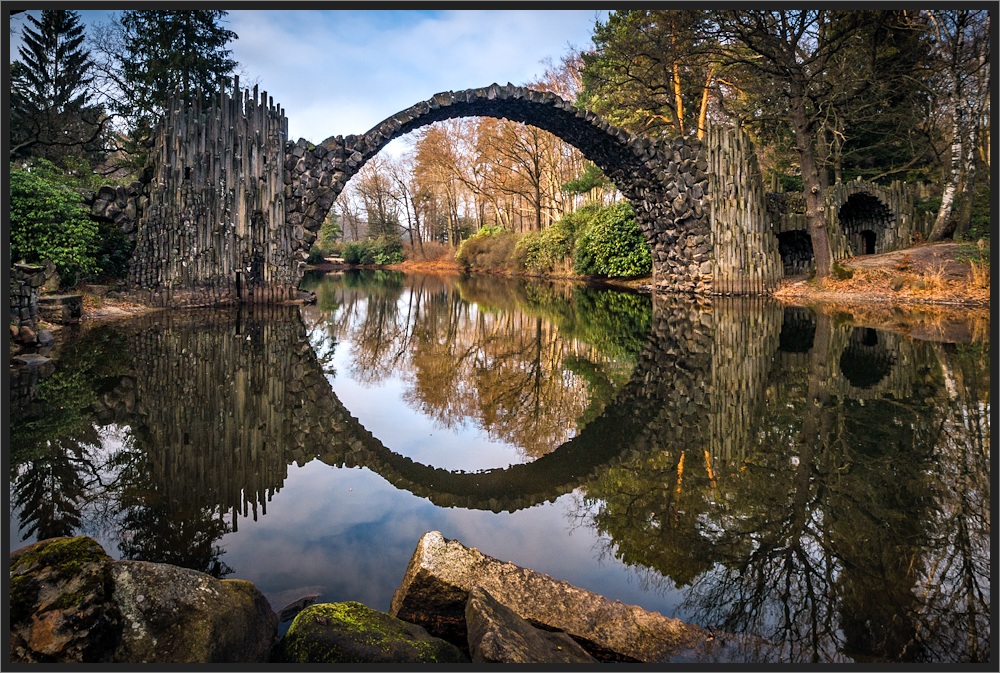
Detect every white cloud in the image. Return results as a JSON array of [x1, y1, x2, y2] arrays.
[[227, 9, 602, 142], [9, 8, 605, 145]]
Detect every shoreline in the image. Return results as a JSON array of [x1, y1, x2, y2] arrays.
[[27, 241, 992, 334]]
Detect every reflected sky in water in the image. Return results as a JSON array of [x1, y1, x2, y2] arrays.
[[8, 271, 991, 663]]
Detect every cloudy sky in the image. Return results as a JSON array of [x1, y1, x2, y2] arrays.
[[10, 8, 606, 147]]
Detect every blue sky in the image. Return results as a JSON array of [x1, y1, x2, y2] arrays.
[[9, 8, 606, 146]]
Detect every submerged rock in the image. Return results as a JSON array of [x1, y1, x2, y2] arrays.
[[275, 601, 468, 664], [390, 530, 714, 662], [466, 586, 597, 664]]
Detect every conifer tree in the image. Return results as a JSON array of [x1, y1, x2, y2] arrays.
[[97, 9, 238, 160], [9, 9, 107, 165]]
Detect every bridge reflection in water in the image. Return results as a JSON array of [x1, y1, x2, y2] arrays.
[[8, 277, 989, 663]]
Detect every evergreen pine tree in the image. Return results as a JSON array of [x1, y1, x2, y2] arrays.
[[107, 9, 238, 155], [10, 9, 107, 165]]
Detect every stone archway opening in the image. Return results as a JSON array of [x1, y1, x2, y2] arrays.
[[838, 193, 893, 257], [860, 230, 877, 255], [776, 230, 814, 276], [839, 327, 895, 389]]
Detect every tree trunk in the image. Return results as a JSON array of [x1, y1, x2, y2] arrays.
[[696, 65, 715, 139], [953, 124, 978, 240], [790, 94, 833, 279], [929, 106, 963, 241]]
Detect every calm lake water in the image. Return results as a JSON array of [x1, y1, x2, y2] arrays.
[[8, 270, 991, 663]]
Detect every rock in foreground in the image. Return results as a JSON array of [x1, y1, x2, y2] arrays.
[[275, 601, 467, 664], [10, 536, 276, 663], [391, 530, 715, 663], [110, 561, 277, 663], [466, 586, 597, 664]]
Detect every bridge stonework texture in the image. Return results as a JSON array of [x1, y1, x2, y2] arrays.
[[287, 83, 781, 295], [115, 83, 936, 304]]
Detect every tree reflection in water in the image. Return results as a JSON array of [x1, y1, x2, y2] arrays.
[[578, 306, 990, 663], [8, 273, 989, 663], [302, 270, 651, 459]]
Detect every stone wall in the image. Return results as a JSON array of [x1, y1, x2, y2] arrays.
[[824, 179, 920, 258], [767, 179, 928, 273], [9, 263, 45, 333]]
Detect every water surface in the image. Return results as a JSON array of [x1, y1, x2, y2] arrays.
[[8, 270, 990, 663]]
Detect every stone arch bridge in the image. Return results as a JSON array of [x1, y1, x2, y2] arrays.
[[102, 81, 780, 305], [95, 80, 922, 306]]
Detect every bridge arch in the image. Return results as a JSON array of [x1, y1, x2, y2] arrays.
[[285, 83, 782, 295]]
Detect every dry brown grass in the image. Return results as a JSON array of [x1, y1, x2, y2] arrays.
[[969, 258, 990, 290], [390, 242, 463, 273], [775, 242, 990, 308]]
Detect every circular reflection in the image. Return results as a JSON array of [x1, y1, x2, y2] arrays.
[[839, 327, 895, 389]]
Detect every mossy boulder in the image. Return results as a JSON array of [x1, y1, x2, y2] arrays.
[[9, 536, 278, 664], [832, 262, 855, 280], [276, 601, 468, 664], [110, 561, 277, 663], [9, 537, 119, 663]]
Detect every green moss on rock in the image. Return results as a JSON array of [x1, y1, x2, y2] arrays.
[[9, 574, 40, 625], [832, 262, 854, 280], [9, 536, 119, 663], [277, 602, 468, 664], [12, 537, 110, 578]]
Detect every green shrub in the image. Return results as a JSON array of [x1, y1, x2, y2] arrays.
[[340, 236, 405, 265], [342, 241, 367, 265], [515, 219, 575, 273], [9, 162, 100, 287], [456, 226, 518, 271], [94, 219, 133, 281], [306, 246, 327, 264], [573, 201, 651, 277], [370, 235, 405, 265]]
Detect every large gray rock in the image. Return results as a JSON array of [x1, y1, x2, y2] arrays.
[[9, 536, 277, 664], [390, 531, 712, 662], [111, 561, 277, 663], [276, 601, 468, 664], [466, 586, 596, 664]]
